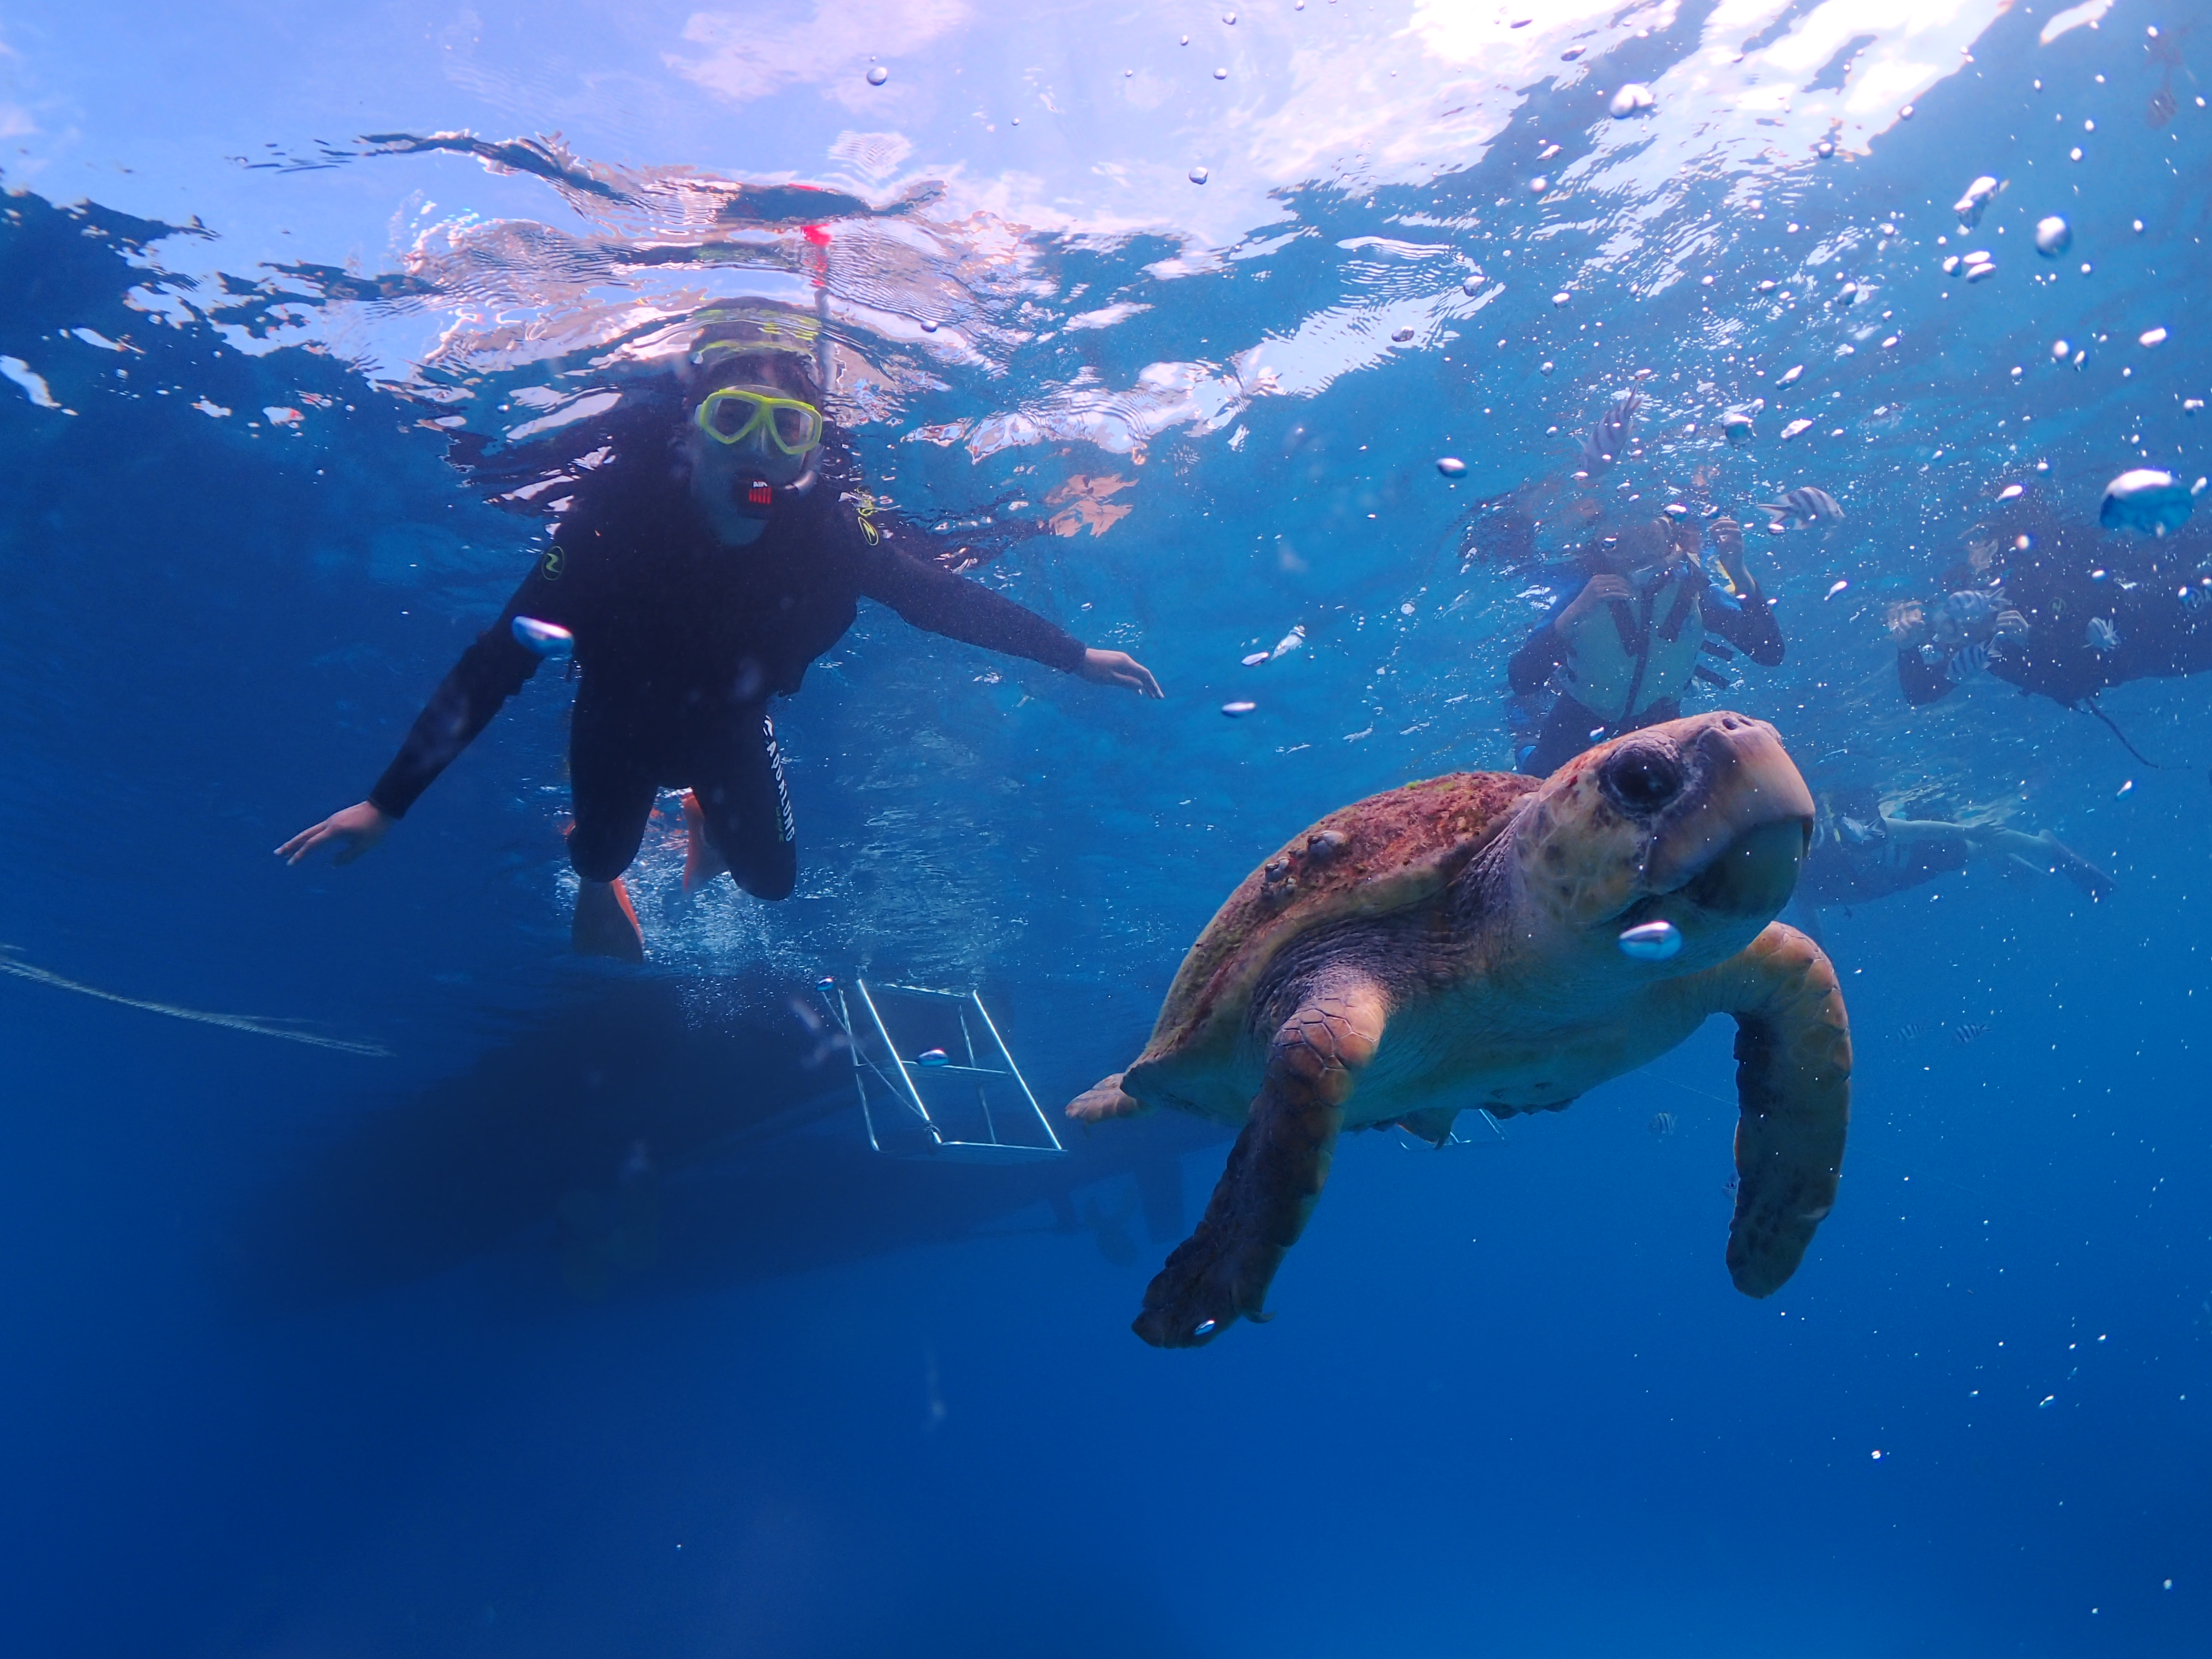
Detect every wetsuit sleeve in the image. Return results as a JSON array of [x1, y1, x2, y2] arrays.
[[367, 565, 557, 818], [857, 539, 1087, 672], [1895, 646, 1954, 706], [1703, 583, 1785, 666], [1507, 592, 1573, 694]]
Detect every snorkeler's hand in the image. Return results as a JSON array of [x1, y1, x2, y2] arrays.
[[1080, 649, 1165, 698], [1558, 574, 1634, 629], [1709, 517, 1753, 591], [276, 801, 392, 867]]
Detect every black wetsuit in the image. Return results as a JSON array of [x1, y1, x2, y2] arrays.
[[369, 460, 1084, 898], [1799, 818, 1968, 908], [1898, 552, 2212, 709], [1507, 561, 1785, 775]]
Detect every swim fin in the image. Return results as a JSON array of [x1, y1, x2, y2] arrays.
[[573, 878, 644, 963], [681, 790, 729, 893]]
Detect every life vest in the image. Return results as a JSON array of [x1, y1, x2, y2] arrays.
[[1554, 560, 1708, 724]]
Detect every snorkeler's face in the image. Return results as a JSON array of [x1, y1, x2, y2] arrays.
[[1595, 521, 1683, 586], [686, 382, 814, 493]]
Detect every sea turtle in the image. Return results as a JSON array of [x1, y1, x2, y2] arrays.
[[1070, 711, 1851, 1348]]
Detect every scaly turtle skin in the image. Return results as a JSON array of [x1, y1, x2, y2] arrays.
[[1070, 711, 1851, 1348]]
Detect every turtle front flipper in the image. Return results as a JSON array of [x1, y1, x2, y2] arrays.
[[1068, 1072, 1147, 1124], [1713, 923, 1853, 1297], [1134, 976, 1387, 1348]]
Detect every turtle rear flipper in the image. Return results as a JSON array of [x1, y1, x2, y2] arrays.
[[1134, 978, 1386, 1348], [1713, 924, 1853, 1297]]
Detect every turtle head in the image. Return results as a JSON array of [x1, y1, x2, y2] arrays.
[[1511, 712, 1814, 971]]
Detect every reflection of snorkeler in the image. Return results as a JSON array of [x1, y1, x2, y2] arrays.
[[1796, 785, 2112, 934], [1506, 512, 1785, 774], [280, 311, 1163, 958], [1893, 507, 2212, 723]]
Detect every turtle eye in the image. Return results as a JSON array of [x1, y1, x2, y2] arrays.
[[1600, 744, 1685, 813]]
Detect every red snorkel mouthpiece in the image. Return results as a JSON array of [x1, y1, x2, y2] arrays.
[[748, 482, 775, 506]]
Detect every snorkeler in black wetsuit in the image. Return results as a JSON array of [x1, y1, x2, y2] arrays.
[[280, 312, 1162, 959], [1892, 505, 2212, 718], [1506, 511, 1785, 774], [1796, 785, 2111, 937]]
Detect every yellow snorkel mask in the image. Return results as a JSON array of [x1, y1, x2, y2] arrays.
[[692, 386, 824, 455]]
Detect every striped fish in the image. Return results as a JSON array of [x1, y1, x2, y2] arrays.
[[1580, 389, 1640, 473], [1951, 1022, 1989, 1046], [1758, 486, 1845, 526]]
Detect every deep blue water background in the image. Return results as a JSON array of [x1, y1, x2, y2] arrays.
[[3, 3, 2211, 1654]]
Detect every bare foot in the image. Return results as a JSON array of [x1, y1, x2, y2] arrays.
[[681, 791, 729, 893]]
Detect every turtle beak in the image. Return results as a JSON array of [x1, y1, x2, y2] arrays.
[[1643, 714, 1813, 918]]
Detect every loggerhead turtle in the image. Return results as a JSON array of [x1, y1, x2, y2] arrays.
[[1070, 711, 1851, 1348]]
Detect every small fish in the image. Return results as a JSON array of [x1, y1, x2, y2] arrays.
[[1271, 625, 1306, 659], [1241, 650, 1270, 666], [1221, 700, 1258, 717], [1780, 418, 1813, 441], [1951, 1022, 1989, 1047], [1776, 363, 1804, 385], [1581, 390, 1640, 473], [1618, 919, 1682, 961], [1901, 1022, 1924, 1041], [510, 615, 575, 659], [1824, 580, 1849, 601], [1647, 1111, 1676, 1138], [2148, 86, 2177, 128], [1760, 486, 1844, 525], [915, 1047, 951, 1067]]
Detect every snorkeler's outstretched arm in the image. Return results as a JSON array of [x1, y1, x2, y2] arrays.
[[1965, 825, 2116, 898], [278, 566, 552, 865], [861, 539, 1162, 695]]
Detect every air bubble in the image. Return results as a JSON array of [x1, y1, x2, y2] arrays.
[[1436, 456, 1467, 477], [865, 65, 889, 86], [1188, 165, 1209, 184]]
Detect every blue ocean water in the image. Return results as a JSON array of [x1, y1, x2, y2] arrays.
[[2, 2, 2208, 1653]]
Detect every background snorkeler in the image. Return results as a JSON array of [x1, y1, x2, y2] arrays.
[[280, 308, 1162, 959]]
